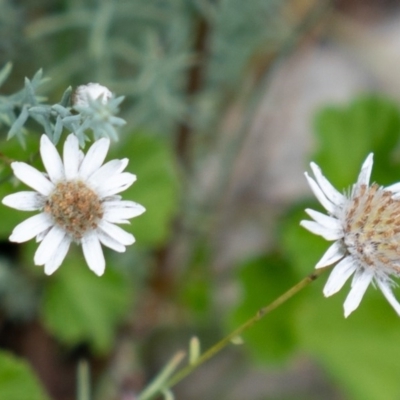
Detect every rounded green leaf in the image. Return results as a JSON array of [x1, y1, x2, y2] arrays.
[[41, 249, 133, 354], [296, 286, 400, 400], [0, 350, 49, 400], [227, 253, 298, 363], [313, 95, 400, 188], [280, 202, 328, 277], [0, 135, 41, 240], [111, 132, 180, 247]]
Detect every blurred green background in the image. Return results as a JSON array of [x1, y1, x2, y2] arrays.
[[2, 0, 400, 399]]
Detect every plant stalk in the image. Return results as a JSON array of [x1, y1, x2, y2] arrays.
[[77, 359, 90, 400], [165, 267, 327, 390]]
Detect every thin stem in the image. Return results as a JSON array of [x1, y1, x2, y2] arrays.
[[165, 267, 327, 390], [138, 351, 186, 400], [77, 359, 90, 400]]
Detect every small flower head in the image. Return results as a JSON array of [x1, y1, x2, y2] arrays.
[[301, 153, 400, 317], [2, 134, 145, 276], [73, 83, 112, 108]]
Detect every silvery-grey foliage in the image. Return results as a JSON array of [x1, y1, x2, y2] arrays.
[[0, 63, 126, 147], [18, 0, 287, 134]]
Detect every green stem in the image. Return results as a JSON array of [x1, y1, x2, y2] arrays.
[[138, 351, 186, 400], [77, 359, 90, 400], [165, 267, 327, 390]]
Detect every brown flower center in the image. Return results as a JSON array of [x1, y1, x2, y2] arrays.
[[44, 181, 103, 240], [344, 183, 400, 272]]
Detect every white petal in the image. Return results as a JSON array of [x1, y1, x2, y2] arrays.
[[323, 257, 357, 296], [96, 173, 136, 197], [79, 138, 110, 179], [97, 229, 126, 253], [300, 220, 343, 241], [9, 213, 53, 243], [343, 270, 374, 317], [98, 220, 135, 245], [34, 225, 67, 266], [11, 162, 54, 196], [357, 153, 373, 186], [106, 195, 122, 202], [78, 150, 84, 167], [305, 209, 342, 231], [44, 236, 71, 275], [316, 241, 345, 268], [103, 201, 146, 223], [88, 159, 129, 187], [40, 135, 64, 183], [310, 162, 346, 206], [63, 134, 80, 180], [386, 182, 400, 195], [36, 227, 51, 242], [82, 232, 105, 276], [376, 280, 400, 317], [305, 173, 336, 215], [2, 191, 45, 211]]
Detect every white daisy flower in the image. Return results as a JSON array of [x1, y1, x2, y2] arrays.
[[2, 134, 145, 276], [73, 83, 112, 108], [301, 153, 400, 317]]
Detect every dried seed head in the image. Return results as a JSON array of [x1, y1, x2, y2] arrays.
[[44, 181, 103, 240], [344, 183, 400, 274]]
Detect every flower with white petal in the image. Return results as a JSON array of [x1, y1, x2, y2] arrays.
[[73, 83, 112, 108], [2, 134, 145, 276], [301, 153, 400, 317]]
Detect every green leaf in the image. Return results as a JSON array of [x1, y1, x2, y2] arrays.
[[313, 95, 400, 188], [112, 132, 180, 246], [0, 62, 12, 89], [0, 135, 40, 240], [296, 285, 400, 400], [178, 243, 213, 320], [179, 272, 211, 321], [280, 201, 328, 277], [41, 250, 133, 353], [0, 350, 49, 400], [227, 253, 298, 363], [7, 106, 29, 140], [59, 86, 72, 108]]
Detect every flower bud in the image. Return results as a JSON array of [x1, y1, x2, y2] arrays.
[[73, 83, 112, 107]]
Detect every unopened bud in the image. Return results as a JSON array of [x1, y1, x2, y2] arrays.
[[73, 83, 112, 107]]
